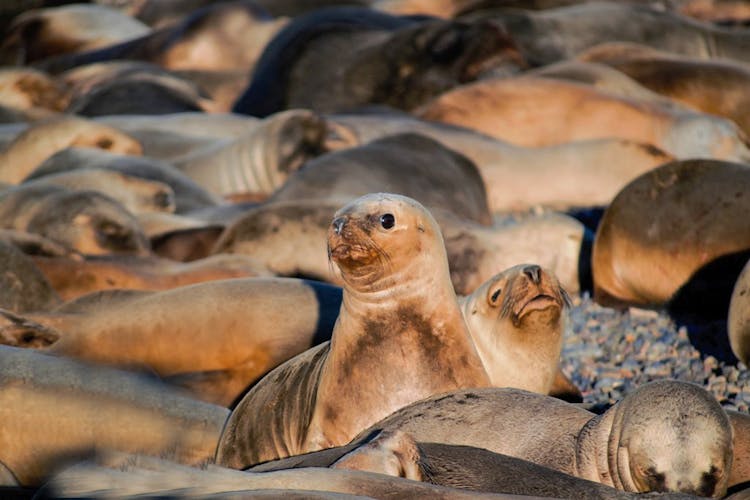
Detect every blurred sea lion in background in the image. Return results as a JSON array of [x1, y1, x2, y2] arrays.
[[233, 7, 525, 116], [0, 239, 60, 313], [0, 67, 69, 117]]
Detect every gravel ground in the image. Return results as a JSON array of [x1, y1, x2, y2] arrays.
[[561, 293, 750, 413]]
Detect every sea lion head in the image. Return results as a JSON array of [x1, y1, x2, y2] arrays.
[[327, 192, 445, 292], [577, 380, 732, 497], [463, 263, 571, 333]]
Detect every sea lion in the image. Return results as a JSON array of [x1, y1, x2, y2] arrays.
[[728, 258, 750, 366], [24, 147, 220, 213], [354, 381, 733, 497], [0, 239, 60, 312], [458, 1, 750, 66], [250, 429, 661, 499], [232, 7, 524, 116], [416, 75, 750, 162], [458, 263, 572, 397], [592, 158, 750, 310], [41, 452, 512, 500], [0, 67, 69, 115], [325, 110, 674, 212], [0, 184, 150, 257], [0, 116, 142, 184], [213, 199, 587, 295], [0, 277, 341, 407], [0, 345, 229, 487], [31, 253, 273, 301], [215, 193, 490, 468], [172, 108, 328, 198], [727, 409, 750, 491], [268, 133, 493, 226], [23, 168, 177, 215], [0, 3, 150, 65]]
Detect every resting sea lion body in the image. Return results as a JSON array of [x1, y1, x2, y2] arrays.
[[0, 184, 150, 256], [417, 76, 750, 162], [0, 277, 341, 407], [0, 345, 229, 487], [31, 253, 273, 301], [0, 116, 142, 184], [356, 382, 733, 497], [233, 7, 524, 116], [592, 159, 750, 309], [24, 147, 221, 213], [269, 133, 492, 226], [326, 111, 673, 211], [729, 258, 750, 366], [215, 193, 490, 468]]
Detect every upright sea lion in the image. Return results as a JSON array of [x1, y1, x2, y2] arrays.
[[728, 258, 750, 366], [233, 7, 524, 116], [0, 116, 142, 184], [459, 263, 572, 397], [458, 2, 750, 66], [416, 76, 750, 161], [0, 277, 341, 407], [0, 345, 229, 487], [215, 193, 490, 468], [268, 133, 493, 226], [355, 381, 733, 497], [0, 184, 150, 256], [592, 159, 750, 310]]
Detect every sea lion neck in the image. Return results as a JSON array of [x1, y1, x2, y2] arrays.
[[575, 408, 618, 488]]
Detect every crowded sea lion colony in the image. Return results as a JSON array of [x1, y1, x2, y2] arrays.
[[2, 0, 750, 498]]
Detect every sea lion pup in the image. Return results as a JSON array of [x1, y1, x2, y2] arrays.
[[0, 345, 229, 487], [576, 42, 750, 138], [24, 147, 221, 213], [728, 258, 750, 366], [592, 158, 750, 310], [171, 109, 328, 199], [232, 7, 525, 116], [416, 75, 750, 162], [22, 168, 177, 215], [458, 263, 575, 398], [325, 110, 674, 212], [215, 193, 491, 468], [0, 277, 342, 407], [0, 184, 150, 257], [351, 381, 733, 497], [268, 133, 493, 226], [0, 3, 150, 65], [30, 252, 273, 301], [0, 239, 60, 313], [40, 452, 511, 500], [0, 116, 142, 184], [212, 200, 586, 295], [457, 1, 750, 66]]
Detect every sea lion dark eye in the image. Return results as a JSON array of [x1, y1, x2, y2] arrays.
[[490, 289, 502, 304], [380, 213, 395, 229]]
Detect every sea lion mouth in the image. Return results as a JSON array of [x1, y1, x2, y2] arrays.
[[516, 294, 560, 319]]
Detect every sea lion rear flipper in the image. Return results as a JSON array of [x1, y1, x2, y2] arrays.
[[548, 367, 582, 403], [0, 309, 60, 348]]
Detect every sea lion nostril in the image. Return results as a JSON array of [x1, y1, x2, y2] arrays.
[[523, 265, 542, 284], [332, 216, 346, 235]]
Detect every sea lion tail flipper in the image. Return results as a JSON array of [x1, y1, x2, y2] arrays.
[[548, 367, 583, 403], [0, 308, 60, 348]]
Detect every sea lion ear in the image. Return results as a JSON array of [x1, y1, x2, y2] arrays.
[[486, 282, 503, 307], [0, 309, 60, 348]]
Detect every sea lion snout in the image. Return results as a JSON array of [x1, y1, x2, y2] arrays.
[[332, 216, 347, 235], [522, 264, 541, 285]]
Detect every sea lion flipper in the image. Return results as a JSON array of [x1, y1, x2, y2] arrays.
[[549, 367, 582, 403], [0, 309, 60, 348]]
